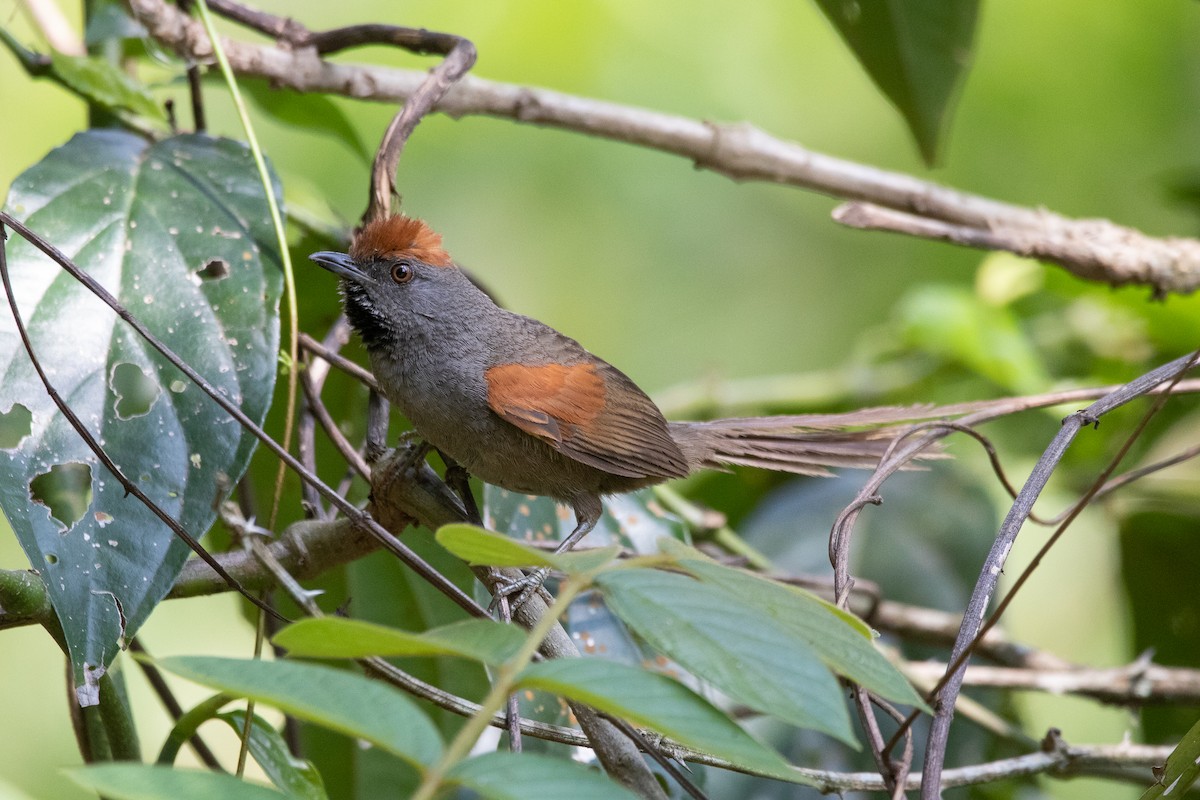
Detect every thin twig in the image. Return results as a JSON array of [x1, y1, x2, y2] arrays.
[[917, 351, 1200, 797], [363, 32, 476, 222], [298, 331, 379, 390], [599, 715, 710, 800], [299, 367, 371, 480], [298, 318, 357, 517]]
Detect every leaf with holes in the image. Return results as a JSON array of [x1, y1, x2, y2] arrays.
[[0, 130, 282, 704]]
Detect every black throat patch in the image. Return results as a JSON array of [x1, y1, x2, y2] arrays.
[[341, 281, 392, 350]]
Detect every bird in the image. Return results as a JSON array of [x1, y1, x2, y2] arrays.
[[311, 214, 915, 574]]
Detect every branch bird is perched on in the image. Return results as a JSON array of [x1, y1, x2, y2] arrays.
[[311, 215, 909, 572]]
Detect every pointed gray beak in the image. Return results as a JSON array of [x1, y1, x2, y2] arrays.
[[310, 251, 375, 285]]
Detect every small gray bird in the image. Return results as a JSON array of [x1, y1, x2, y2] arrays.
[[311, 214, 907, 560]]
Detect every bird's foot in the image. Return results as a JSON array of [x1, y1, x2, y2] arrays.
[[489, 567, 553, 614]]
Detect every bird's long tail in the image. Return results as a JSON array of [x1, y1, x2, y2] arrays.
[[669, 405, 945, 476]]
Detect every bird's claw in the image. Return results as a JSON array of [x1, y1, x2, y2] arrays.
[[489, 567, 552, 615]]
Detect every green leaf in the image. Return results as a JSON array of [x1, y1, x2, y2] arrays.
[[814, 0, 979, 164], [517, 658, 802, 783], [66, 764, 286, 800], [49, 50, 166, 121], [240, 79, 371, 163], [898, 285, 1049, 395], [436, 524, 618, 573], [0, 131, 283, 703], [447, 752, 640, 800], [1121, 510, 1200, 741], [156, 656, 442, 768], [274, 617, 525, 665], [1140, 715, 1200, 799], [669, 547, 927, 710], [595, 568, 856, 745], [217, 711, 327, 800]]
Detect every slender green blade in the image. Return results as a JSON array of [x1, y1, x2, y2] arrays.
[[274, 617, 524, 665], [157, 656, 442, 768], [66, 765, 286, 800]]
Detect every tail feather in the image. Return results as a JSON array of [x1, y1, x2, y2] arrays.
[[671, 409, 942, 477]]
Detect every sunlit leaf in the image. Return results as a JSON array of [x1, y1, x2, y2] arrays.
[[157, 656, 442, 768], [66, 764, 285, 800], [436, 523, 618, 572], [50, 50, 166, 121], [274, 617, 524, 665], [898, 286, 1048, 394]]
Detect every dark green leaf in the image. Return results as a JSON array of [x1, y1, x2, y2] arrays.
[[669, 546, 927, 710], [84, 1, 147, 45], [814, 0, 979, 163], [447, 752, 639, 800], [1121, 511, 1200, 741], [49, 51, 165, 121], [157, 656, 442, 768], [274, 617, 524, 665], [0, 131, 283, 703], [240, 80, 371, 163], [518, 658, 802, 782], [66, 764, 286, 800], [217, 711, 327, 800], [595, 568, 855, 745]]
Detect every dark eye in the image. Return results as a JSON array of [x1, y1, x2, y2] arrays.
[[390, 261, 415, 284]]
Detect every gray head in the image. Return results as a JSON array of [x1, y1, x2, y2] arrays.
[[310, 214, 491, 349]]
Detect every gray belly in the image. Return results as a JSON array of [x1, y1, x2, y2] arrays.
[[370, 350, 648, 502]]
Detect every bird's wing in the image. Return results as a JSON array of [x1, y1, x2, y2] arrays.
[[485, 361, 689, 480]]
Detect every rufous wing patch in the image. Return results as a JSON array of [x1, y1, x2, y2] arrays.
[[485, 363, 606, 446], [485, 361, 690, 479], [351, 214, 452, 267]]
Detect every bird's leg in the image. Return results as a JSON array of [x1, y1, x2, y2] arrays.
[[438, 450, 482, 525], [495, 495, 602, 611], [552, 494, 603, 555]]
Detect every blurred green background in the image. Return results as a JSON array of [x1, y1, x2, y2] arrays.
[[3, 0, 1200, 797]]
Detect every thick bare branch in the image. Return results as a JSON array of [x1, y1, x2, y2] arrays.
[[834, 202, 1200, 298], [906, 658, 1200, 706], [125, 0, 1200, 296]]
